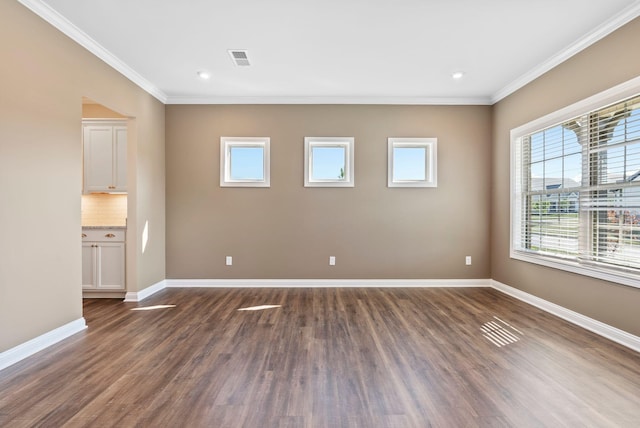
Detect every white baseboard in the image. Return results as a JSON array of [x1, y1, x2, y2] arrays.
[[123, 279, 167, 302], [0, 318, 87, 372], [165, 278, 492, 288], [83, 291, 126, 299], [491, 280, 640, 353], [127, 277, 490, 304], [2, 279, 637, 374]]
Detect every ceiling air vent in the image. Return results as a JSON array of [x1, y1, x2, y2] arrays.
[[228, 50, 250, 66]]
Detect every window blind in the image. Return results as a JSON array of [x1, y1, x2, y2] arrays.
[[518, 116, 586, 259], [584, 95, 640, 270], [514, 94, 640, 275]]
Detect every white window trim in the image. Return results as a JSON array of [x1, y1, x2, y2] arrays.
[[220, 137, 270, 187], [304, 137, 355, 187], [510, 75, 640, 289], [387, 138, 437, 187]]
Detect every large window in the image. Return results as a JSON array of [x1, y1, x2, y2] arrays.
[[512, 82, 640, 288]]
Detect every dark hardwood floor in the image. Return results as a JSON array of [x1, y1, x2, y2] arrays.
[[1, 287, 639, 427]]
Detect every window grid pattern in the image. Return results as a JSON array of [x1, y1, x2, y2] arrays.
[[521, 120, 584, 258], [587, 97, 640, 270], [514, 94, 640, 276]]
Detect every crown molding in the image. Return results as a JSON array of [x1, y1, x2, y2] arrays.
[[165, 95, 492, 105], [492, 0, 640, 104], [18, 0, 640, 106], [17, 0, 168, 103]]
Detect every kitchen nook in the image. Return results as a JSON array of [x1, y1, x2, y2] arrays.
[[81, 101, 128, 298]]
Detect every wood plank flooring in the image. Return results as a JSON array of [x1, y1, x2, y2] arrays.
[[1, 287, 639, 427]]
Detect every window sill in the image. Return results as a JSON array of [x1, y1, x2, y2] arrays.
[[510, 250, 640, 290]]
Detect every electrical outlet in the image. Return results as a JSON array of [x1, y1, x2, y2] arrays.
[[329, 256, 336, 266], [465, 256, 472, 266], [226, 256, 233, 266]]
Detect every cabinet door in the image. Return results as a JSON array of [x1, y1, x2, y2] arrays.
[[96, 242, 125, 290], [113, 126, 127, 192], [83, 125, 114, 193], [82, 243, 97, 289]]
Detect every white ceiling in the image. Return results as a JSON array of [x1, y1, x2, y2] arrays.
[[22, 0, 640, 104]]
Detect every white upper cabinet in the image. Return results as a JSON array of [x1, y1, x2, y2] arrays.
[[83, 121, 127, 193]]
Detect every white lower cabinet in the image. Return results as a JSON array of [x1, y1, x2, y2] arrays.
[[82, 229, 125, 291]]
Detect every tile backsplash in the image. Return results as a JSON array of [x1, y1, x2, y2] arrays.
[[81, 194, 127, 226]]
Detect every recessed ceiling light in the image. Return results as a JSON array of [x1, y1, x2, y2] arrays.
[[197, 70, 211, 80], [452, 71, 465, 80]]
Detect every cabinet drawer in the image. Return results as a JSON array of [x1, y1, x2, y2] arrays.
[[82, 229, 125, 242]]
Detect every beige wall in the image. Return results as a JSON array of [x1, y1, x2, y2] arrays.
[[82, 101, 126, 119], [3, 0, 639, 356], [166, 104, 492, 279], [0, 1, 165, 351], [491, 18, 640, 336]]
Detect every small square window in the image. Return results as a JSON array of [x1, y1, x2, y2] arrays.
[[220, 137, 270, 187], [388, 138, 437, 187], [304, 137, 354, 187]]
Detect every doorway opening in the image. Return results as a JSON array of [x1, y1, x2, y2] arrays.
[[81, 97, 129, 301]]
